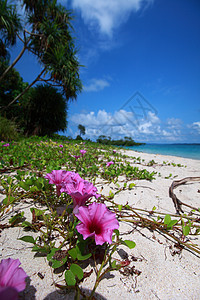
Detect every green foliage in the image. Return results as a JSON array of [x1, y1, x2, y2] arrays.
[[0, 60, 26, 120], [96, 135, 144, 146], [22, 84, 68, 136], [0, 0, 22, 55], [0, 0, 82, 107], [78, 124, 85, 137], [164, 214, 178, 230], [1, 136, 200, 298], [0, 116, 19, 140]]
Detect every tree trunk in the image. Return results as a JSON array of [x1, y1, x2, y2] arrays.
[[0, 44, 27, 82], [1, 68, 46, 111]]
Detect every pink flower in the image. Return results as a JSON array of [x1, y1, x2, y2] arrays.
[[75, 203, 119, 245], [0, 258, 27, 299], [3, 143, 9, 147], [0, 287, 18, 300], [73, 155, 81, 160], [59, 144, 63, 148], [45, 170, 73, 196], [106, 161, 114, 167], [113, 150, 116, 153], [80, 149, 86, 155], [61, 175, 100, 213]]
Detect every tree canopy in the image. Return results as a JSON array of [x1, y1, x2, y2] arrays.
[[78, 124, 86, 137], [21, 84, 68, 136], [0, 0, 82, 111]]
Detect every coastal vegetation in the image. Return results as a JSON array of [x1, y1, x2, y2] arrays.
[[0, 136, 200, 298], [96, 135, 144, 146], [0, 1, 200, 298]]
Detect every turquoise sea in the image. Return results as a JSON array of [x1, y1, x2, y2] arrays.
[[124, 144, 200, 160]]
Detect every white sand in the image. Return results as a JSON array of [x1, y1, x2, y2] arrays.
[[0, 149, 200, 299]]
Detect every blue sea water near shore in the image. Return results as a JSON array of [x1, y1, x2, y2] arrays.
[[124, 144, 200, 160]]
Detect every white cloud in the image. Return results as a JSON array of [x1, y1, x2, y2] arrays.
[[190, 121, 200, 134], [84, 78, 110, 92], [69, 110, 200, 142], [70, 109, 176, 141], [70, 0, 153, 36]]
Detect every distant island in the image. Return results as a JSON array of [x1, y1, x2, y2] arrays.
[[96, 135, 145, 146]]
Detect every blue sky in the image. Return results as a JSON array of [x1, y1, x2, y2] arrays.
[[11, 0, 200, 143]]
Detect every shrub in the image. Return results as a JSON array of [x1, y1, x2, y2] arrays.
[[0, 116, 19, 141]]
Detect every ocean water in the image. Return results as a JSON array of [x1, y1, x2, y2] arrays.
[[124, 144, 200, 160]]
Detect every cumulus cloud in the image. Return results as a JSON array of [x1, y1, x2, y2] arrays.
[[69, 109, 200, 142], [84, 78, 110, 92], [70, 0, 153, 36], [69, 109, 183, 142], [190, 121, 200, 134]]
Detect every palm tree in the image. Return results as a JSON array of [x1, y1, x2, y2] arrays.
[[22, 84, 68, 136], [0, 0, 82, 110], [0, 0, 22, 58]]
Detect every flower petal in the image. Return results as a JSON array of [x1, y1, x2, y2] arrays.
[[0, 259, 27, 292], [76, 223, 94, 240], [75, 206, 91, 226], [0, 286, 18, 300]]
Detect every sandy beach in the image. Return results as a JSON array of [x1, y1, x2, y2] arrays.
[[1, 149, 200, 300]]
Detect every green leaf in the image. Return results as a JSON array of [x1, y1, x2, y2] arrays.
[[152, 206, 156, 211], [9, 212, 24, 225], [77, 252, 91, 261], [109, 191, 114, 199], [65, 270, 76, 286], [113, 229, 120, 236], [164, 214, 171, 225], [128, 183, 135, 189], [7, 176, 12, 184], [3, 196, 15, 205], [167, 220, 178, 229], [118, 204, 122, 212], [19, 181, 29, 191], [47, 248, 59, 261], [70, 264, 84, 280], [123, 240, 136, 249], [32, 245, 50, 253], [30, 186, 39, 192], [18, 235, 35, 244], [111, 260, 117, 268], [182, 225, 190, 236], [25, 179, 33, 186], [194, 228, 200, 235], [51, 259, 65, 269], [21, 221, 32, 228], [47, 248, 68, 268], [68, 248, 77, 260], [30, 207, 45, 216]]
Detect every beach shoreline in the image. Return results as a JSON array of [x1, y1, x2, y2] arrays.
[[1, 148, 200, 299]]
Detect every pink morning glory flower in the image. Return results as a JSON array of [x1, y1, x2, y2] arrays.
[[0, 258, 27, 299], [73, 155, 81, 160], [45, 170, 73, 196], [106, 161, 114, 167], [80, 149, 86, 155], [0, 286, 18, 300], [75, 202, 119, 245], [61, 175, 100, 213]]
